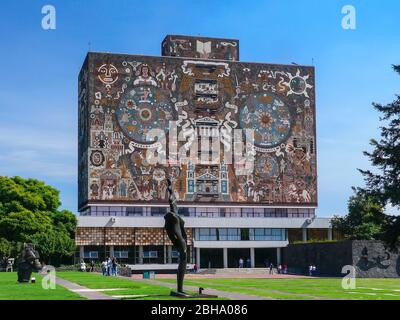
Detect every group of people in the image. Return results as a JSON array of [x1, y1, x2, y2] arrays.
[[101, 257, 118, 276], [277, 264, 288, 274], [308, 264, 317, 276], [263, 260, 289, 275], [79, 258, 119, 276], [80, 260, 95, 272], [238, 257, 251, 268]]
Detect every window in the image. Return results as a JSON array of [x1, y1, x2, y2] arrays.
[[249, 228, 286, 241], [242, 208, 254, 217], [114, 251, 128, 258], [218, 228, 240, 240], [126, 207, 143, 216], [171, 250, 179, 258], [143, 251, 158, 258], [197, 228, 217, 241], [83, 251, 98, 258], [150, 207, 167, 216], [178, 208, 190, 216]]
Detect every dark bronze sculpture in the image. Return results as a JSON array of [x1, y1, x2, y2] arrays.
[[164, 177, 188, 296], [163, 177, 218, 298], [17, 243, 42, 283]]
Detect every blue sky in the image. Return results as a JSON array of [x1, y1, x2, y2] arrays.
[[0, 0, 399, 216]]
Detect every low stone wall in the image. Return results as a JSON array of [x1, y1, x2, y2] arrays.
[[282, 240, 400, 278], [352, 240, 400, 278], [282, 240, 353, 276]]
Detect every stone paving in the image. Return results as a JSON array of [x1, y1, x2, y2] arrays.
[[131, 271, 311, 280], [55, 276, 117, 300], [136, 278, 269, 300]]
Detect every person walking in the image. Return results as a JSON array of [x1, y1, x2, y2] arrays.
[[312, 264, 317, 276], [101, 260, 107, 275], [309, 264, 313, 276], [278, 264, 282, 274], [106, 257, 112, 276], [239, 258, 244, 268], [269, 262, 274, 275], [90, 260, 95, 272], [246, 257, 251, 268], [80, 260, 86, 272], [112, 257, 118, 276]]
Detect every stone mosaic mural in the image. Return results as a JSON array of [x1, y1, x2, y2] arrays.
[[78, 36, 317, 209]]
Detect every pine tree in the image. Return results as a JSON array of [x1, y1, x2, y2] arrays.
[[358, 65, 400, 248]]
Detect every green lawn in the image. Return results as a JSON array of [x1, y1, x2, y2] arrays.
[[56, 272, 224, 300], [158, 277, 400, 300], [4, 271, 399, 300], [0, 272, 84, 300]]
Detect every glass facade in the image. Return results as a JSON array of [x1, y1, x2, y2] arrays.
[[80, 206, 315, 218], [249, 228, 286, 241], [195, 228, 286, 241]]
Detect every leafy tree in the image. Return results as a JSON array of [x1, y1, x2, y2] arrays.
[[0, 176, 77, 265], [331, 190, 387, 240], [0, 210, 53, 243], [31, 229, 76, 265], [355, 65, 400, 247], [0, 237, 12, 259]]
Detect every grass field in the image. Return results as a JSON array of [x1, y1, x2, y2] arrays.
[[56, 272, 224, 300], [0, 272, 84, 300], [158, 277, 400, 300], [2, 271, 400, 300]]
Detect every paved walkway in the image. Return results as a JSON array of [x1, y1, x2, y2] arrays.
[[55, 277, 117, 300], [131, 273, 311, 280], [135, 278, 269, 300]]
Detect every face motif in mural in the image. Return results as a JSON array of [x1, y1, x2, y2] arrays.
[[97, 64, 118, 85]]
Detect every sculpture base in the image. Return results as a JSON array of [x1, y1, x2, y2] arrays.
[[170, 291, 218, 299]]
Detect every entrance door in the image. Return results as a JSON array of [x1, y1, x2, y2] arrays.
[[255, 248, 277, 267], [228, 248, 251, 268], [200, 248, 223, 268]]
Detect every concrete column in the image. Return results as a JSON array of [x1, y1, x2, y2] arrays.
[[302, 228, 308, 242], [250, 248, 255, 268], [167, 246, 172, 264], [138, 245, 143, 264], [196, 247, 201, 268], [276, 247, 281, 265], [328, 228, 333, 240], [163, 245, 167, 264], [223, 248, 228, 268], [79, 246, 84, 261], [189, 246, 193, 263], [109, 245, 114, 257]]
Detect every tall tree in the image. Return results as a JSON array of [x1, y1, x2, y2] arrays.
[[358, 65, 400, 247], [331, 190, 387, 240], [0, 176, 77, 265]]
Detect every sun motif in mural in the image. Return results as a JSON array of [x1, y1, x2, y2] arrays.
[[240, 93, 292, 148], [258, 112, 273, 128], [283, 69, 313, 98], [116, 86, 173, 144]]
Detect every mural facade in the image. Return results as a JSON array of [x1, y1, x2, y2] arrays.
[[78, 36, 317, 210]]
